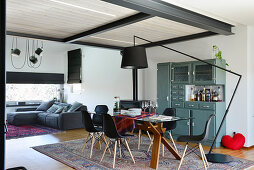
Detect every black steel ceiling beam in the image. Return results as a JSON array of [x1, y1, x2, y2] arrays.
[[140, 31, 217, 48], [101, 0, 233, 35], [7, 31, 62, 42], [74, 41, 123, 50], [7, 31, 123, 50], [63, 12, 152, 43]]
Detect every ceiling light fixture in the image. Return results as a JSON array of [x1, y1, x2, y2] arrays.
[[11, 37, 21, 57], [91, 36, 136, 45], [121, 46, 148, 69], [48, 0, 116, 17], [35, 41, 43, 57], [10, 38, 43, 69]]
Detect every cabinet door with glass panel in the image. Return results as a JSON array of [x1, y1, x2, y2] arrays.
[[192, 60, 216, 85], [171, 63, 192, 84]]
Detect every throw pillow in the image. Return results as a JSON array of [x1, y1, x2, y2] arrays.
[[36, 100, 55, 111], [67, 101, 83, 112], [46, 104, 59, 113], [62, 105, 70, 113], [55, 105, 64, 113]]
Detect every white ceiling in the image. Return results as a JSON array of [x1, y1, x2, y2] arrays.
[[162, 0, 254, 26], [6, 0, 208, 47], [83, 17, 205, 47], [7, 0, 137, 39]]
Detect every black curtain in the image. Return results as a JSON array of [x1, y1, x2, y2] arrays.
[[7, 72, 64, 84]]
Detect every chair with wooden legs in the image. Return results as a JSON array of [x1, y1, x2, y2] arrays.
[[81, 111, 110, 158], [92, 105, 109, 128], [177, 114, 215, 170], [162, 108, 178, 156], [100, 114, 135, 169], [135, 120, 152, 150], [147, 108, 178, 156]]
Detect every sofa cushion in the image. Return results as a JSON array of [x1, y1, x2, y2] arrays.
[[55, 106, 64, 113], [47, 104, 59, 113], [55, 103, 72, 112], [7, 111, 43, 126], [45, 114, 59, 129], [77, 105, 87, 112], [37, 112, 51, 125], [67, 101, 82, 112], [36, 100, 55, 111]]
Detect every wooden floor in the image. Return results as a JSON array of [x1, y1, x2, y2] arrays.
[[6, 129, 254, 170]]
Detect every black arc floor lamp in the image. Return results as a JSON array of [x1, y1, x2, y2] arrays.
[[121, 35, 242, 163]]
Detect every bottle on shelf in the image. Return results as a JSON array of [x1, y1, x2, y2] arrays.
[[205, 89, 211, 102], [212, 90, 218, 102], [202, 87, 206, 101], [196, 89, 201, 101], [190, 87, 195, 101]]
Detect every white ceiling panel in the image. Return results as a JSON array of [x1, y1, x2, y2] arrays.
[[7, 0, 137, 38], [81, 17, 206, 47]]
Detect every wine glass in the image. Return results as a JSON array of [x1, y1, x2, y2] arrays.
[[149, 100, 153, 113], [144, 101, 149, 113], [142, 101, 146, 113], [153, 101, 158, 116]]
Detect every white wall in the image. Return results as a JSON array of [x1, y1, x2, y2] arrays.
[[6, 36, 67, 75], [247, 26, 254, 147], [65, 46, 144, 112], [6, 36, 144, 114], [143, 25, 254, 146]]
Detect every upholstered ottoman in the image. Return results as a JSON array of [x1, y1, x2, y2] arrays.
[[7, 111, 42, 126]]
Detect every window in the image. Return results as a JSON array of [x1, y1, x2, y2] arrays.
[[6, 84, 60, 101]]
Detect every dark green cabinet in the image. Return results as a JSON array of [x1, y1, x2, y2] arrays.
[[157, 64, 170, 114], [171, 63, 191, 84], [157, 59, 226, 147], [172, 108, 190, 136]]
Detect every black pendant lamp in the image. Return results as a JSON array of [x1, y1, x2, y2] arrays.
[[121, 46, 148, 69]]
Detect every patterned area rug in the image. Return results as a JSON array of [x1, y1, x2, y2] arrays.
[[32, 137, 254, 170], [6, 124, 61, 140]]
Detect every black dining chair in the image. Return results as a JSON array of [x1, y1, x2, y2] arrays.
[[162, 108, 178, 155], [81, 111, 109, 158], [147, 108, 178, 155], [100, 114, 135, 168], [177, 114, 215, 170], [92, 105, 109, 127]]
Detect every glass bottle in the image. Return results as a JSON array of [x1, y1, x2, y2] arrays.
[[213, 90, 218, 102], [190, 87, 195, 101], [196, 89, 201, 101], [205, 89, 211, 102], [202, 87, 206, 102], [113, 96, 120, 115]]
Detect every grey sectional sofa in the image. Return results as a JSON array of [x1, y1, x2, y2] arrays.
[[7, 104, 87, 130]]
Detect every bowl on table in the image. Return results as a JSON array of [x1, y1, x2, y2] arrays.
[[127, 108, 142, 117]]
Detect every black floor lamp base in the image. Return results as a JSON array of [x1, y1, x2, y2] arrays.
[[206, 153, 234, 163]]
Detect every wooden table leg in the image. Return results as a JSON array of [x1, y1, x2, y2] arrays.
[[144, 122, 181, 169], [144, 122, 161, 169], [161, 137, 181, 160]]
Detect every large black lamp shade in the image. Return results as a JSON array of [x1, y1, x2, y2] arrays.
[[121, 46, 148, 69]]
